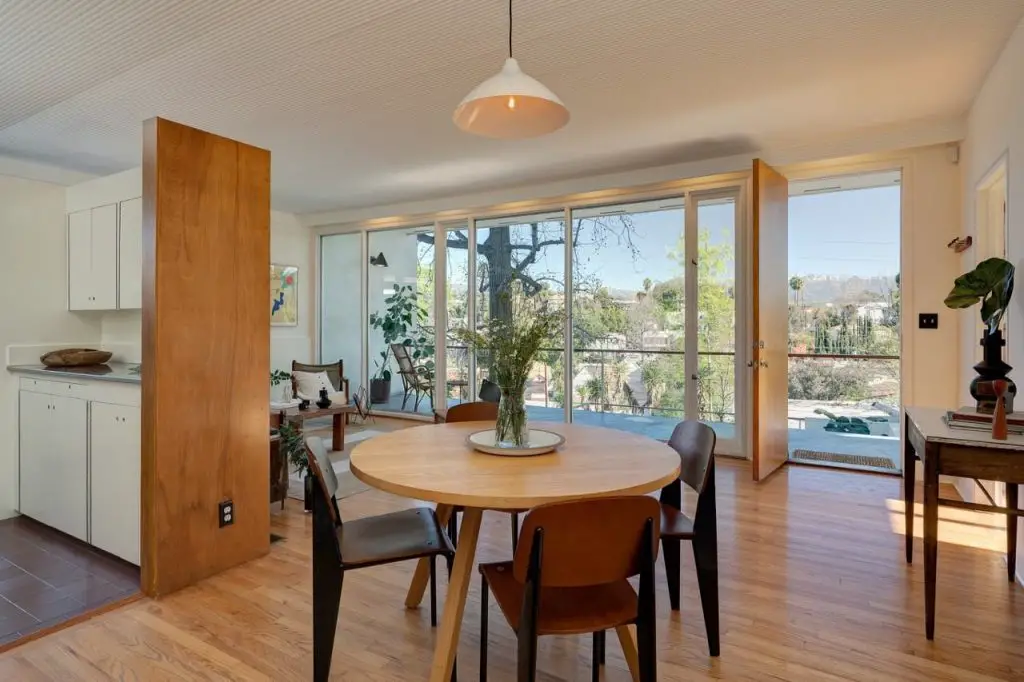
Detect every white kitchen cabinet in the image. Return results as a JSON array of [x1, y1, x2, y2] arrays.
[[89, 402, 141, 565], [117, 197, 142, 310], [67, 204, 118, 311], [18, 390, 88, 541]]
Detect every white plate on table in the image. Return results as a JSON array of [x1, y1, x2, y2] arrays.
[[466, 429, 565, 457]]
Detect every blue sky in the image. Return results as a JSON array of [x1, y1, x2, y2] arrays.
[[572, 185, 900, 291]]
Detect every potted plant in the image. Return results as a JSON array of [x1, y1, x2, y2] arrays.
[[277, 421, 313, 512], [270, 369, 291, 403], [944, 257, 1016, 412], [368, 285, 435, 404], [453, 283, 562, 447]]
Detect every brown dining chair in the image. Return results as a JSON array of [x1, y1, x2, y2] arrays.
[[479, 496, 661, 682], [391, 343, 434, 410], [306, 437, 454, 682], [440, 401, 522, 551], [660, 420, 719, 656]]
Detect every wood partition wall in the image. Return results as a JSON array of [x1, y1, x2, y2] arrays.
[[141, 117, 271, 596]]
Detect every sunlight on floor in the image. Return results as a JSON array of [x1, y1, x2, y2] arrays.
[[886, 498, 1008, 552]]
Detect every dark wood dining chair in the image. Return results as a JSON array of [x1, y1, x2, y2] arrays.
[[306, 436, 454, 682], [479, 379, 501, 403], [660, 420, 719, 656], [479, 496, 661, 682], [440, 402, 522, 552]]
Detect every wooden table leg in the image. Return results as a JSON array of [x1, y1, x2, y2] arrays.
[[406, 504, 453, 608], [904, 421, 916, 564], [614, 625, 640, 682], [924, 443, 939, 640], [333, 413, 344, 451], [1007, 484, 1018, 583], [430, 507, 482, 682]]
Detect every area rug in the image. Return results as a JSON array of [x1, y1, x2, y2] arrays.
[[791, 449, 896, 470]]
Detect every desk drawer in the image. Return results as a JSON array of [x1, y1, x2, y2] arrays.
[[19, 377, 86, 398]]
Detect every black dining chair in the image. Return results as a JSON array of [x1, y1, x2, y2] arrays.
[[306, 436, 455, 682], [659, 420, 719, 656]]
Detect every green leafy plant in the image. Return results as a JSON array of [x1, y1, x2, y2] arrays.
[[944, 257, 1015, 333], [270, 369, 291, 386], [277, 422, 309, 477], [369, 285, 435, 381], [453, 283, 562, 445]]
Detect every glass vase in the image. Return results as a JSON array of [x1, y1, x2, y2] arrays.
[[496, 384, 529, 448]]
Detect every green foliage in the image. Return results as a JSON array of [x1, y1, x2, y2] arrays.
[[276, 422, 309, 476], [369, 285, 435, 381], [269, 370, 291, 386], [789, 361, 870, 401], [944, 257, 1015, 332]]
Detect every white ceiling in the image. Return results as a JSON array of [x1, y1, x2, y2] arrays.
[[0, 0, 1021, 214]]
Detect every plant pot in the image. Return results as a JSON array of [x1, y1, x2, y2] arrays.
[[970, 329, 1017, 413], [303, 473, 314, 513], [370, 378, 391, 404]]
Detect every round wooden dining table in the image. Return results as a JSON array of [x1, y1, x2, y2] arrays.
[[350, 420, 681, 682]]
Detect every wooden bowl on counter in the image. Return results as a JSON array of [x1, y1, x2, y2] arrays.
[[40, 348, 113, 368]]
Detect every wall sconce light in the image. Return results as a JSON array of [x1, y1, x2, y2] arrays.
[[369, 252, 389, 267]]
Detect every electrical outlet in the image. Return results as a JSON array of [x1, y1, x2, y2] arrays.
[[219, 499, 234, 528], [919, 313, 939, 329]]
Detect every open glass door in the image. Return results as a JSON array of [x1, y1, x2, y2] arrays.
[[752, 159, 790, 480]]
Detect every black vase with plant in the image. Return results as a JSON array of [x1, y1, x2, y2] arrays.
[[278, 422, 314, 512], [945, 257, 1016, 413]]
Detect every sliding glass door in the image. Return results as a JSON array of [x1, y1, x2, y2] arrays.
[[320, 181, 745, 451]]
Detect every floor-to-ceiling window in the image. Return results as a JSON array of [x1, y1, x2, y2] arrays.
[[569, 199, 687, 438], [366, 226, 436, 415], [320, 232, 363, 390], [318, 176, 746, 446], [786, 171, 902, 472], [473, 212, 566, 416]]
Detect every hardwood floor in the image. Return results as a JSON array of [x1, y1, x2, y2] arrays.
[[0, 458, 1022, 680]]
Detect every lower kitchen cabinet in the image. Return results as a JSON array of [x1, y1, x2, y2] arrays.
[[89, 402, 141, 565]]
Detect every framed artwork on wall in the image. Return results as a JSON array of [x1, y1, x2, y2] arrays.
[[270, 264, 298, 326]]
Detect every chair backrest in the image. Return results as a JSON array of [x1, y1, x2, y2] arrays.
[[293, 360, 343, 393], [667, 421, 716, 495], [444, 401, 498, 423], [306, 436, 341, 526], [513, 496, 660, 587], [479, 379, 501, 403], [390, 344, 417, 376]]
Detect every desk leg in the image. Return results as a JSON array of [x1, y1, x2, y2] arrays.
[[904, 415, 915, 564], [1008, 484, 1019, 583], [614, 625, 641, 682], [430, 507, 482, 682], [406, 504, 453, 608], [924, 443, 939, 640], [333, 413, 344, 451]]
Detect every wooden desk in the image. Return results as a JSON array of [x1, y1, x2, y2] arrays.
[[350, 421, 680, 682], [904, 406, 1024, 640], [279, 403, 356, 451]]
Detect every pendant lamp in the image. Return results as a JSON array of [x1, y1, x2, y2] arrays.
[[453, 0, 569, 139]]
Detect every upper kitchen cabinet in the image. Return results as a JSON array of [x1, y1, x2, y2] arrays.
[[67, 204, 118, 311], [118, 197, 143, 310]]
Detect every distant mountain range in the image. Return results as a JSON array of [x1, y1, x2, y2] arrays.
[[795, 275, 898, 305]]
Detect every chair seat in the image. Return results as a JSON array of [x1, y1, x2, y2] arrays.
[[660, 505, 694, 538], [479, 561, 637, 635], [339, 507, 453, 570]]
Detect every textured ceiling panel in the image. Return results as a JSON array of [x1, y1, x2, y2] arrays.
[[0, 0, 1020, 212]]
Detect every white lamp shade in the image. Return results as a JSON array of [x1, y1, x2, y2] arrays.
[[453, 58, 569, 139]]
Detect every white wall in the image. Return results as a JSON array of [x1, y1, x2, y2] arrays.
[[0, 174, 102, 519], [321, 233, 363, 386], [270, 210, 314, 371], [959, 17, 1024, 581]]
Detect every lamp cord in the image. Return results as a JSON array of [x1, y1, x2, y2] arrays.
[[508, 0, 513, 58]]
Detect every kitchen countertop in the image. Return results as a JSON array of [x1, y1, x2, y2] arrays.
[[7, 362, 141, 385]]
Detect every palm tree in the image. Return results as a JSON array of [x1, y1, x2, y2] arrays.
[[789, 275, 805, 306]]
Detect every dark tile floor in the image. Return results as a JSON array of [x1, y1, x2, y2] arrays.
[[0, 516, 139, 646]]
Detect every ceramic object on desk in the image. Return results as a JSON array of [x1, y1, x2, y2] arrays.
[[316, 387, 332, 409], [298, 398, 311, 411], [992, 380, 1009, 440]]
